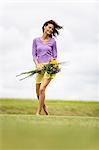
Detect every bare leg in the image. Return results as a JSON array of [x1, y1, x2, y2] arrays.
[[36, 83, 49, 115], [36, 78, 52, 115], [36, 83, 41, 99]]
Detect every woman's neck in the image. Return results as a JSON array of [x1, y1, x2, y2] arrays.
[[41, 33, 50, 40]]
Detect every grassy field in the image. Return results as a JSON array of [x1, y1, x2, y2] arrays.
[[0, 98, 99, 150], [0, 98, 99, 117]]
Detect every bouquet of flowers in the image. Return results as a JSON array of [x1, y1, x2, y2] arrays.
[[16, 59, 65, 81]]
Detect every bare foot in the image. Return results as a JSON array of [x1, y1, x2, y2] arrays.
[[36, 112, 40, 116], [43, 105, 49, 115]]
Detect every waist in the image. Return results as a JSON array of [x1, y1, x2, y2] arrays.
[[37, 55, 51, 63]]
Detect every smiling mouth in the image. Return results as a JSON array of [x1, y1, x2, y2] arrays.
[[48, 31, 52, 34]]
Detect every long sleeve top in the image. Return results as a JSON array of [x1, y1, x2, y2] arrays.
[[32, 37, 57, 63]]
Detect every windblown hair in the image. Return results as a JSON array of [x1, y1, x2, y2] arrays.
[[42, 20, 63, 37]]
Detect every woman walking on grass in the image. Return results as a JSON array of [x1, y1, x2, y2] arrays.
[[32, 20, 62, 115]]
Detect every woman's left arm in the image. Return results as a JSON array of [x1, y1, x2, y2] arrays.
[[52, 40, 57, 59]]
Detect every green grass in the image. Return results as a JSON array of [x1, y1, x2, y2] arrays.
[[0, 114, 99, 150], [0, 98, 99, 117], [0, 98, 99, 150]]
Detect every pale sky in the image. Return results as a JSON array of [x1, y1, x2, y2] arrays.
[[0, 0, 99, 101]]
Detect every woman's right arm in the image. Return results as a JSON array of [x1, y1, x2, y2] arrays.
[[32, 39, 43, 70]]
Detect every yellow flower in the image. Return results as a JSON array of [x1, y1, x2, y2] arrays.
[[50, 59, 58, 68], [50, 58, 58, 68]]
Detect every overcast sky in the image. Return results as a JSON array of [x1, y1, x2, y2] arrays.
[[0, 0, 98, 101]]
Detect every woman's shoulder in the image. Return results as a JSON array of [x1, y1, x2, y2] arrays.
[[50, 37, 56, 42], [51, 37, 57, 44], [33, 37, 40, 42]]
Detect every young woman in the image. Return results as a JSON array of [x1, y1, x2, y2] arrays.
[[32, 20, 62, 115]]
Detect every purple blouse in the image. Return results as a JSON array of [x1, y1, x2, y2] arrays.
[[32, 37, 57, 63]]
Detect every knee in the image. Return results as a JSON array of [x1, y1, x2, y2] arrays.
[[39, 86, 46, 94]]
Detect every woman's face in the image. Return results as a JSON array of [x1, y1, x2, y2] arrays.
[[44, 23, 54, 36]]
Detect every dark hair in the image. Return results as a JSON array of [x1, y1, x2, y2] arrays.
[[42, 20, 63, 37]]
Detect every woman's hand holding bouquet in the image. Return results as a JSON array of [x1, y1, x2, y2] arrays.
[[36, 63, 44, 71]]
